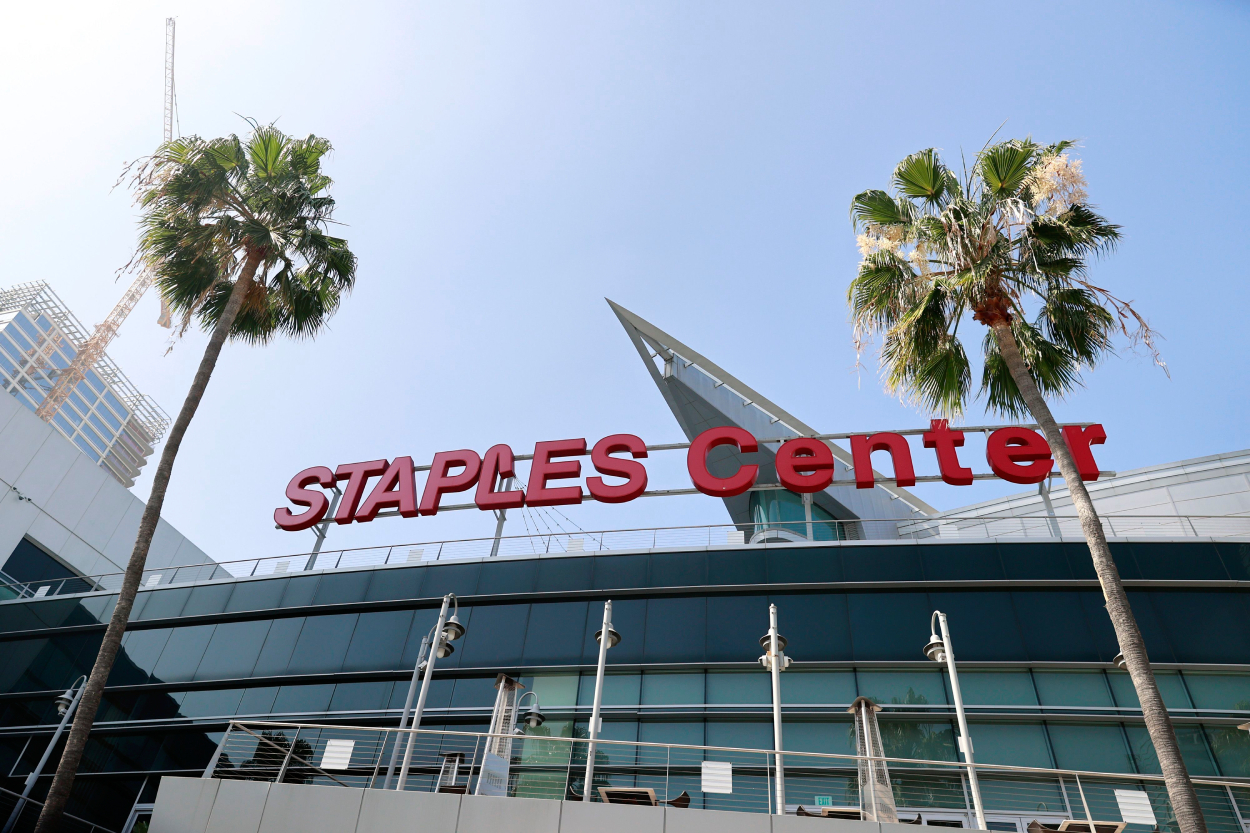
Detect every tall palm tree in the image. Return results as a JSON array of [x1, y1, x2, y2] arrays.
[[845, 140, 1202, 833], [35, 125, 357, 832]]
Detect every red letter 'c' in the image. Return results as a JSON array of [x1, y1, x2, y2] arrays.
[[275, 466, 336, 532], [687, 426, 758, 497]]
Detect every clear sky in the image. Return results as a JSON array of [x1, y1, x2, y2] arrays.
[[2, 1, 1247, 563]]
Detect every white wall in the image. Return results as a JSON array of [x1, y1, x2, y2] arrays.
[[0, 389, 210, 580]]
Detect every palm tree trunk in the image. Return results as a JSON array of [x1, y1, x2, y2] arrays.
[[989, 320, 1206, 833], [34, 253, 262, 833]]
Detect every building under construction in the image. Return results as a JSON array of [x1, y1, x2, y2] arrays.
[[0, 282, 169, 488]]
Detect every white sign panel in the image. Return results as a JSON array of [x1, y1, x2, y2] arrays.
[[701, 760, 733, 794], [478, 752, 510, 797], [319, 739, 354, 771], [1114, 789, 1158, 827]]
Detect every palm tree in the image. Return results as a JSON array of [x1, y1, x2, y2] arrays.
[[35, 125, 357, 832], [845, 139, 1202, 833]]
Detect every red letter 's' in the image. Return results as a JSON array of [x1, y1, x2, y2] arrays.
[[419, 450, 483, 515], [687, 426, 758, 497], [334, 460, 389, 524], [355, 457, 419, 522], [526, 439, 586, 507], [1062, 424, 1106, 481], [275, 466, 336, 531], [587, 434, 648, 504], [850, 433, 916, 489], [476, 444, 525, 510], [922, 419, 974, 486], [986, 427, 1053, 484], [775, 438, 834, 493]]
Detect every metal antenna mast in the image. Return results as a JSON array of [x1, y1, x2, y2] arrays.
[[34, 19, 177, 425]]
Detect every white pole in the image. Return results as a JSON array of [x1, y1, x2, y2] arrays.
[[938, 612, 986, 830], [768, 604, 785, 815], [583, 600, 612, 801], [384, 634, 429, 789], [2, 678, 85, 833], [397, 596, 451, 791]]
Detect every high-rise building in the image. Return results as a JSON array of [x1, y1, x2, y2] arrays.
[[0, 282, 169, 488]]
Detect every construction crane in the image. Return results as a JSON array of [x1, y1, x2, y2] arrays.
[[36, 19, 177, 423]]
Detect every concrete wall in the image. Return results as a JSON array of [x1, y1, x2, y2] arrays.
[[0, 389, 210, 580], [151, 777, 888, 833]]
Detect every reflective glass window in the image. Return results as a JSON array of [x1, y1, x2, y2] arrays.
[[458, 605, 529, 667], [1214, 542, 1250, 581], [842, 546, 923, 582], [1125, 724, 1217, 776], [341, 610, 413, 672], [151, 625, 216, 683], [476, 560, 536, 596], [706, 672, 770, 705], [590, 719, 639, 765], [1010, 591, 1100, 662], [706, 720, 771, 750], [878, 720, 956, 762], [770, 592, 853, 662], [1183, 672, 1250, 711], [421, 563, 480, 598], [366, 566, 426, 602], [592, 555, 648, 590], [920, 544, 1004, 581], [782, 719, 856, 756], [179, 689, 244, 718], [238, 687, 279, 716], [112, 629, 172, 686], [650, 552, 708, 587], [766, 549, 842, 584], [182, 584, 233, 617], [414, 679, 454, 715], [956, 671, 1038, 707], [783, 671, 857, 705], [280, 575, 320, 608], [584, 599, 646, 665], [639, 721, 704, 747], [1046, 723, 1133, 772], [522, 602, 588, 665], [399, 608, 444, 668], [312, 572, 371, 605], [708, 551, 767, 586], [965, 722, 1051, 768], [329, 681, 392, 712], [137, 588, 190, 620], [1032, 671, 1113, 708], [225, 579, 287, 613], [1129, 542, 1227, 581], [857, 670, 947, 707], [1122, 590, 1177, 664], [578, 673, 641, 707], [451, 677, 500, 708], [1106, 671, 1191, 710], [518, 674, 579, 709], [194, 620, 271, 681], [706, 594, 768, 663], [536, 557, 593, 592], [1204, 725, 1250, 777], [641, 672, 704, 706], [252, 618, 305, 677], [133, 691, 184, 722], [927, 591, 1026, 661], [1152, 592, 1250, 663], [272, 684, 335, 715], [1062, 542, 1100, 579], [643, 598, 705, 663], [848, 593, 932, 661], [286, 614, 357, 675]]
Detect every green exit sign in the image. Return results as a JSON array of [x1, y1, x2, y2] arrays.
[[815, 796, 833, 807]]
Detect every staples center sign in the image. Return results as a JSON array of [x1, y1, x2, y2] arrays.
[[274, 422, 1107, 531]]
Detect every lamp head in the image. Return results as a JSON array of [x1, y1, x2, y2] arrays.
[[54, 691, 74, 716], [923, 634, 947, 663], [759, 633, 789, 652], [434, 640, 455, 659], [522, 704, 545, 729], [443, 614, 466, 642], [595, 625, 621, 648], [1112, 652, 1127, 671]]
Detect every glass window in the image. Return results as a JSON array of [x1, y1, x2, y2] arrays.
[[591, 555, 648, 590], [0, 349, 16, 378], [102, 390, 129, 419], [1152, 592, 1250, 663], [279, 575, 320, 608], [1046, 724, 1134, 773], [878, 720, 956, 762], [272, 684, 336, 715], [286, 614, 357, 675], [451, 677, 500, 708], [965, 722, 1051, 768], [137, 588, 191, 620], [707, 550, 767, 586], [857, 670, 948, 707], [957, 671, 1038, 707], [769, 593, 853, 662], [88, 413, 114, 443], [1032, 671, 1113, 708], [650, 553, 708, 588], [783, 671, 857, 705], [1204, 725, 1250, 777], [151, 625, 216, 683], [1062, 542, 1099, 580], [341, 610, 413, 672], [1125, 724, 1217, 776], [639, 721, 704, 747], [1214, 542, 1250, 581], [643, 598, 705, 663], [766, 549, 842, 584], [927, 591, 1026, 661], [194, 620, 271, 681], [842, 546, 923, 582], [522, 602, 588, 665], [237, 687, 279, 716], [848, 593, 933, 661], [476, 560, 535, 596], [182, 584, 234, 617], [329, 681, 392, 712], [6, 322, 34, 351], [782, 719, 856, 756], [921, 544, 1004, 581], [535, 557, 593, 592], [1129, 542, 1227, 581], [95, 402, 122, 432], [74, 380, 95, 405], [1010, 591, 1101, 662], [583, 599, 647, 665], [252, 618, 306, 677], [421, 563, 480, 598], [111, 629, 172, 685], [641, 672, 704, 706], [365, 566, 426, 601], [225, 579, 287, 613], [80, 423, 106, 453], [588, 720, 639, 765], [457, 605, 528, 667], [312, 572, 371, 606], [706, 594, 769, 663], [705, 720, 771, 750], [1182, 672, 1250, 711], [517, 674, 579, 709], [578, 673, 641, 707], [179, 689, 245, 718], [706, 672, 770, 705], [1106, 671, 1191, 710]]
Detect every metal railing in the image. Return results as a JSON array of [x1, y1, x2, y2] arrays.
[[2, 516, 1248, 603], [204, 721, 1250, 832], [0, 784, 117, 833]]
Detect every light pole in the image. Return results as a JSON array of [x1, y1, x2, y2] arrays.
[[924, 611, 986, 830], [758, 604, 791, 816], [382, 633, 430, 789], [583, 600, 620, 801], [3, 676, 86, 833], [396, 594, 466, 791]]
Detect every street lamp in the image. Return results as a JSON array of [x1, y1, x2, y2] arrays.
[[396, 594, 467, 791], [759, 604, 791, 816], [583, 600, 620, 801], [517, 691, 545, 732], [3, 676, 87, 833], [382, 633, 431, 789], [924, 611, 986, 831]]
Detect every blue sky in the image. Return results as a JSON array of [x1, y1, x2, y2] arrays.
[[2, 1, 1247, 561]]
